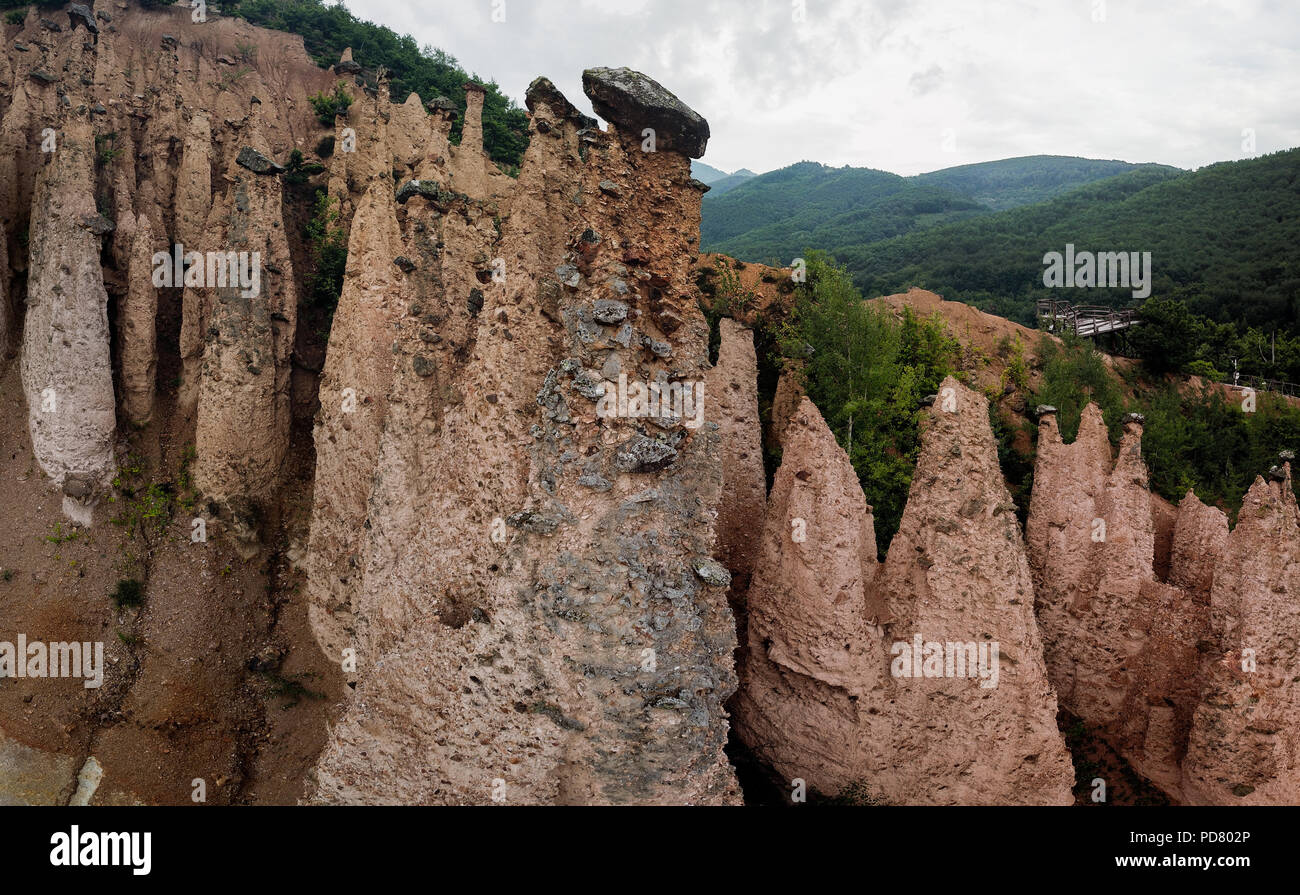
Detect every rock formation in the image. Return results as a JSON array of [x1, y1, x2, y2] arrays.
[[120, 213, 158, 426], [1026, 403, 1300, 803], [1029, 407, 1155, 735], [192, 117, 298, 525], [731, 397, 887, 796], [706, 318, 766, 600], [768, 365, 804, 448], [1183, 468, 1300, 804], [306, 69, 740, 805], [306, 177, 405, 665], [734, 380, 1074, 805], [3, 0, 1285, 810], [19, 114, 116, 524]]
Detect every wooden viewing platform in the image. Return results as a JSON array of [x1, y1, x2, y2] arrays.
[[1037, 299, 1139, 338]]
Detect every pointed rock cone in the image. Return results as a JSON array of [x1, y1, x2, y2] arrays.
[[176, 113, 214, 414], [1028, 404, 1151, 726], [736, 383, 1073, 804], [0, 215, 10, 357], [706, 318, 766, 599], [20, 116, 116, 523], [875, 376, 1073, 804], [448, 83, 490, 199], [1169, 490, 1229, 596], [732, 397, 885, 797], [306, 179, 405, 665], [1183, 467, 1300, 804]]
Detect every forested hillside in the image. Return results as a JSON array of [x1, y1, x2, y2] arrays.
[[911, 155, 1172, 211], [845, 149, 1300, 330], [701, 162, 988, 264], [700, 156, 1167, 264]]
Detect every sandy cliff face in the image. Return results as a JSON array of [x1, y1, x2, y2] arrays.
[[734, 379, 1073, 805], [0, 2, 346, 806], [2, 2, 333, 513]]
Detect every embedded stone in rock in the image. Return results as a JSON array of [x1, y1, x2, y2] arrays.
[[63, 476, 91, 500], [467, 288, 484, 316], [694, 559, 731, 588], [615, 436, 678, 472], [571, 369, 605, 400], [78, 213, 114, 235], [506, 511, 560, 535], [592, 299, 628, 324], [582, 67, 710, 158], [555, 263, 581, 288], [68, 4, 96, 34], [707, 319, 767, 597], [236, 147, 284, 175], [29, 70, 57, 85], [395, 179, 453, 205]]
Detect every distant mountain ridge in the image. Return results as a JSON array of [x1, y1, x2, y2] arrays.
[[692, 161, 758, 195], [700, 155, 1181, 265]]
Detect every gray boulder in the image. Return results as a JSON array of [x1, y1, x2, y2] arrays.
[[581, 67, 709, 158]]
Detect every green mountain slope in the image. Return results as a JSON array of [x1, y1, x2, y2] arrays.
[[912, 155, 1174, 211], [706, 169, 757, 196], [701, 162, 988, 264], [844, 149, 1300, 327], [701, 156, 1169, 266]]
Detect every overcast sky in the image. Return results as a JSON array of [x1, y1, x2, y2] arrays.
[[340, 0, 1300, 176]]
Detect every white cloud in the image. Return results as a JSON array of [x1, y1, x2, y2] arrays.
[[341, 0, 1300, 175]]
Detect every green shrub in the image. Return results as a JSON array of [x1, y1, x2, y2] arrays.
[[308, 82, 353, 125], [304, 190, 347, 314]]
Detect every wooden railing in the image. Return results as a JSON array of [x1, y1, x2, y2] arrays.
[[1037, 299, 1140, 338]]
